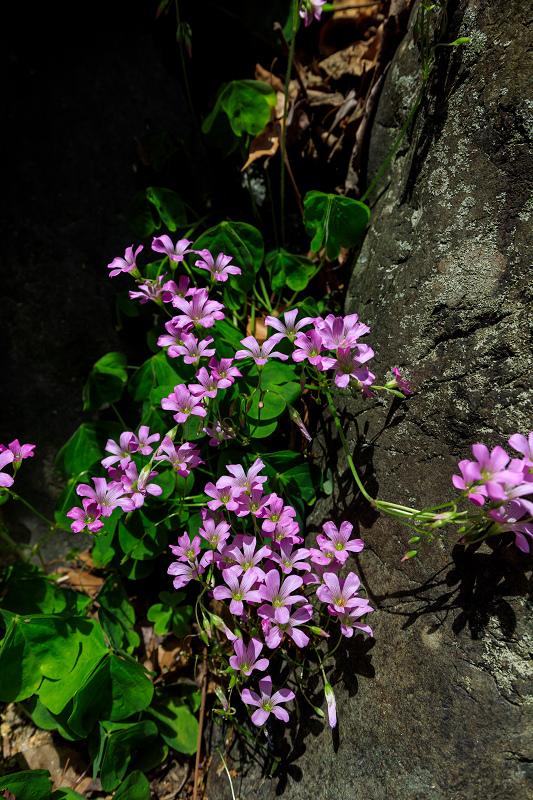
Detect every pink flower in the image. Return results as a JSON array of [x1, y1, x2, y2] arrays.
[[316, 571, 366, 614], [269, 540, 311, 574], [320, 344, 374, 389], [153, 437, 203, 477], [261, 496, 296, 534], [0, 449, 15, 488], [161, 384, 207, 424], [135, 426, 160, 454], [299, 0, 327, 27], [509, 432, 533, 467], [292, 330, 324, 366], [489, 500, 533, 552], [161, 275, 193, 302], [315, 520, 364, 564], [257, 570, 305, 611], [66, 498, 104, 534], [452, 459, 488, 506], [129, 275, 168, 305], [157, 319, 193, 356], [242, 675, 295, 726], [171, 332, 216, 364], [261, 604, 313, 649], [195, 249, 242, 282], [172, 288, 225, 328], [235, 489, 273, 518], [204, 480, 240, 512], [217, 458, 268, 498], [101, 432, 139, 469], [213, 565, 263, 616], [152, 235, 193, 263], [108, 245, 143, 277], [315, 314, 369, 350], [462, 444, 524, 503], [120, 463, 163, 509], [199, 517, 231, 550], [234, 336, 289, 366], [221, 534, 272, 577], [229, 637, 269, 676], [385, 367, 411, 396], [203, 421, 236, 447], [334, 604, 374, 638], [0, 439, 36, 463], [169, 532, 202, 561], [324, 683, 337, 728], [76, 477, 130, 516], [189, 367, 220, 399], [168, 558, 205, 589], [264, 309, 313, 344], [208, 357, 242, 385]]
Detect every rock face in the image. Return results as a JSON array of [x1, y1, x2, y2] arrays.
[[207, 1, 533, 798]]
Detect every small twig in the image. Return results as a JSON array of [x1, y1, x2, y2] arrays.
[[56, 756, 70, 790], [193, 648, 208, 800]]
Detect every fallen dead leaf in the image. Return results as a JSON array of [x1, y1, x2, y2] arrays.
[[319, 24, 383, 79], [254, 63, 285, 94], [157, 636, 192, 674], [245, 316, 269, 342], [241, 121, 280, 171]]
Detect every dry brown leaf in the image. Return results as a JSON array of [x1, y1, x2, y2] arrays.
[[254, 63, 285, 94], [241, 121, 280, 171], [319, 23, 383, 79], [157, 637, 192, 674], [306, 89, 346, 108], [65, 568, 104, 594], [245, 317, 268, 342]]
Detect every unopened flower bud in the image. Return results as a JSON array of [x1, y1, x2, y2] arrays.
[[166, 425, 179, 442], [288, 405, 312, 442], [408, 536, 422, 544], [324, 683, 337, 728], [309, 626, 330, 638], [401, 549, 419, 562]]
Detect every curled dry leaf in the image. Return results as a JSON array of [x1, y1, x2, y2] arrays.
[[319, 23, 383, 79], [241, 121, 280, 171]]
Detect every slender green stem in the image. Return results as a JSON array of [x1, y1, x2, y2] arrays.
[[280, 0, 299, 245], [217, 747, 237, 800], [0, 524, 28, 560], [7, 491, 56, 528], [324, 390, 376, 505], [110, 403, 128, 430]]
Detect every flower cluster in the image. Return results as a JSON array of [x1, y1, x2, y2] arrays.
[[67, 426, 204, 533], [451, 433, 533, 552], [168, 456, 373, 727]]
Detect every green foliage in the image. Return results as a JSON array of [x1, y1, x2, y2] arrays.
[[265, 248, 317, 292], [145, 687, 200, 754], [0, 562, 90, 617], [55, 421, 122, 478], [303, 191, 370, 259], [0, 770, 52, 800], [97, 576, 140, 652], [113, 771, 152, 800], [91, 719, 160, 791], [0, 612, 81, 703], [82, 352, 128, 411], [194, 220, 264, 294], [127, 186, 186, 237], [203, 80, 276, 154], [147, 590, 193, 636]]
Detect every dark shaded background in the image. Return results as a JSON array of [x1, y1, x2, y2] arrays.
[[0, 0, 277, 523]]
